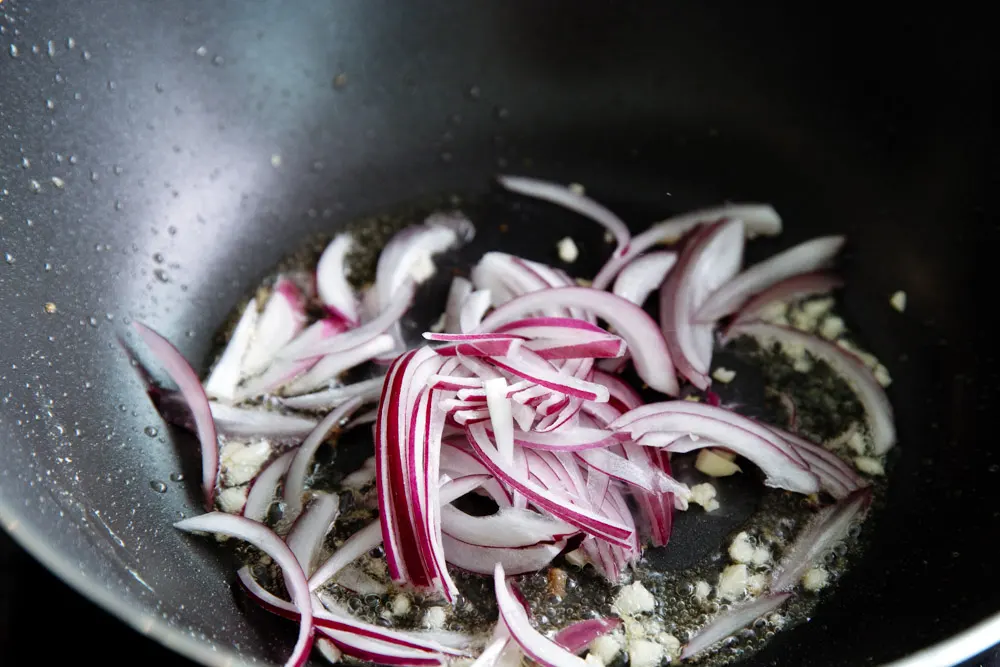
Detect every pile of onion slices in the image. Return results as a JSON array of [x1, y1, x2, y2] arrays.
[[131, 176, 891, 667]]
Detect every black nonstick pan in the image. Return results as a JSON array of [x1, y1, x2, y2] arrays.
[[1, 2, 997, 666]]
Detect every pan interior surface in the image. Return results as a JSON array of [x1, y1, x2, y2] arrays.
[[0, 2, 996, 666]]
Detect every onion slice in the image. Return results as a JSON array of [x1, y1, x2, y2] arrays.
[[728, 271, 844, 329], [284, 397, 363, 518], [443, 535, 565, 575], [553, 618, 621, 655], [284, 334, 395, 395], [209, 403, 318, 439], [309, 475, 487, 590], [466, 422, 632, 545], [243, 277, 308, 376], [133, 322, 218, 510], [728, 323, 896, 453], [494, 563, 587, 667], [592, 203, 781, 289], [612, 251, 677, 306], [681, 593, 791, 660], [697, 236, 846, 322], [478, 287, 679, 396], [445, 277, 473, 334], [316, 234, 360, 325], [659, 220, 745, 388], [175, 513, 314, 667], [243, 451, 295, 522], [498, 176, 630, 257], [280, 377, 385, 411], [440, 505, 577, 548], [771, 487, 872, 592], [203, 299, 258, 402]]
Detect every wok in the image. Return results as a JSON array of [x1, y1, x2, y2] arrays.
[[1, 1, 997, 665]]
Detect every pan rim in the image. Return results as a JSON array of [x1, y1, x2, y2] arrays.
[[3, 498, 998, 666]]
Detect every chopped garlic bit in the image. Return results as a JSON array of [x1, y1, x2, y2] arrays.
[[819, 315, 846, 340], [613, 581, 656, 615], [781, 341, 806, 360], [659, 633, 681, 659], [429, 311, 447, 333], [874, 363, 892, 387], [890, 290, 907, 312], [728, 532, 756, 564], [557, 237, 579, 263], [221, 439, 272, 486], [803, 298, 834, 318], [747, 573, 768, 595], [790, 308, 819, 332], [270, 153, 282, 168], [711, 367, 736, 383], [717, 564, 749, 600], [694, 580, 712, 601], [391, 594, 411, 616], [690, 482, 720, 512], [217, 485, 248, 514], [802, 566, 830, 592], [590, 633, 623, 664], [855, 456, 885, 476], [846, 430, 867, 455], [569, 182, 586, 195], [751, 546, 771, 566], [422, 606, 448, 629], [584, 653, 604, 667], [759, 301, 788, 323], [792, 357, 813, 373], [628, 639, 665, 667], [696, 449, 741, 477]]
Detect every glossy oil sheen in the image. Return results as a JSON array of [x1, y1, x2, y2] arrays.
[[0, 2, 996, 666]]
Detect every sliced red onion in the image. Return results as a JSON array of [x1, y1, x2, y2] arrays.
[[728, 323, 896, 453], [319, 629, 447, 667], [203, 299, 258, 402], [612, 251, 677, 306], [284, 398, 364, 518], [471, 253, 579, 320], [281, 279, 416, 361], [494, 563, 587, 667], [773, 427, 866, 499], [590, 370, 643, 413], [681, 593, 792, 660], [316, 233, 360, 325], [498, 175, 630, 258], [234, 356, 319, 402], [280, 377, 385, 411], [771, 487, 873, 592], [333, 565, 388, 595], [504, 426, 627, 451], [376, 215, 470, 309], [613, 403, 818, 494], [238, 567, 468, 661], [316, 637, 343, 665], [592, 203, 781, 290], [175, 514, 314, 667], [660, 220, 745, 389], [433, 338, 524, 358], [243, 277, 308, 376], [622, 444, 675, 545], [728, 271, 844, 330], [209, 403, 318, 439], [444, 535, 566, 575], [490, 349, 609, 403], [461, 289, 495, 333], [445, 277, 473, 334], [478, 287, 679, 396], [576, 448, 689, 499], [309, 474, 487, 590], [467, 422, 631, 546], [244, 451, 295, 522], [697, 236, 846, 322], [284, 334, 395, 395], [472, 635, 512, 667], [286, 492, 340, 575], [485, 377, 515, 465], [133, 322, 218, 510], [441, 505, 577, 548]]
